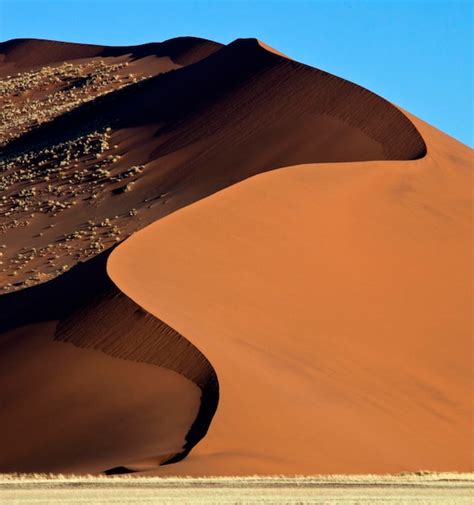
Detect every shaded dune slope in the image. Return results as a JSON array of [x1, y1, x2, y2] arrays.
[[0, 251, 217, 472], [0, 320, 202, 474], [0, 37, 223, 145], [5, 38, 426, 163], [0, 37, 223, 74], [0, 37, 456, 475]]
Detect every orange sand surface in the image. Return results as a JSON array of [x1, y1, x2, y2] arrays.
[[110, 114, 472, 475]]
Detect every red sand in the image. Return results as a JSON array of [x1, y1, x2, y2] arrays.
[[109, 113, 472, 475], [0, 321, 200, 473], [0, 37, 222, 76], [0, 37, 471, 475]]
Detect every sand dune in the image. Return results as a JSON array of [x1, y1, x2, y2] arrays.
[[109, 113, 472, 475], [0, 251, 217, 472], [0, 321, 200, 474], [0, 37, 222, 75], [0, 37, 425, 294], [0, 36, 471, 475]]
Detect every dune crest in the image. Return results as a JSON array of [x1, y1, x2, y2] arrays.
[[0, 37, 223, 74]]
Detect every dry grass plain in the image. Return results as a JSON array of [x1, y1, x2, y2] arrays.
[[0, 473, 472, 504]]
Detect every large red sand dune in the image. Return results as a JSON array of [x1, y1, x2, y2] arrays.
[[0, 36, 471, 475], [110, 112, 472, 475]]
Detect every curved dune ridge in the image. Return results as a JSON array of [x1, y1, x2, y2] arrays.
[[0, 36, 470, 475], [0, 251, 217, 473]]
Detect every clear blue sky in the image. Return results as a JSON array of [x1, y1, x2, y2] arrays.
[[1, 0, 472, 146]]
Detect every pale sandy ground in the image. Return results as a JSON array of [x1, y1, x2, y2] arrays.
[[0, 474, 472, 504]]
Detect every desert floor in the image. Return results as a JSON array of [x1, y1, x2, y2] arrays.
[[0, 474, 472, 504]]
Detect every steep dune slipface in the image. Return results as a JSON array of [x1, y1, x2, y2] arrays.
[[110, 114, 472, 475], [0, 321, 200, 473], [0, 252, 216, 472]]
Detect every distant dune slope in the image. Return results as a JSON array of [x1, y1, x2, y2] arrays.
[[0, 37, 468, 475], [110, 113, 472, 475], [0, 37, 223, 74]]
